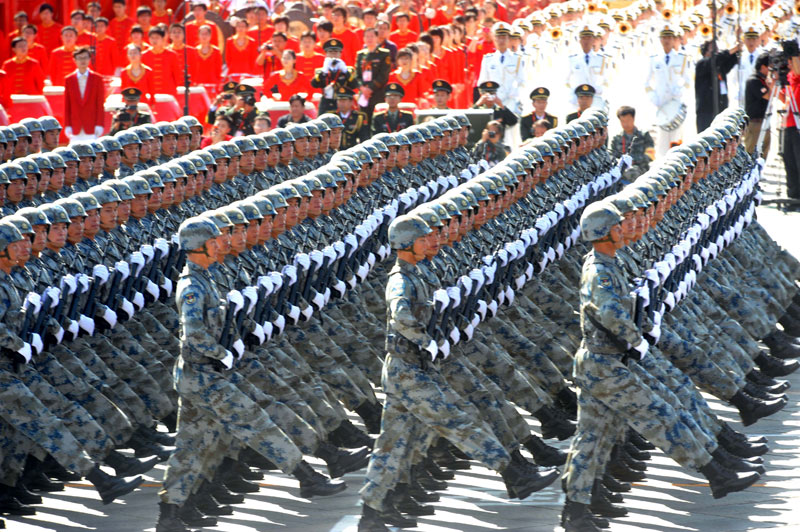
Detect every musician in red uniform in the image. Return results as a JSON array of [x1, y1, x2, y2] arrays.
[[121, 44, 156, 103], [64, 47, 106, 141], [390, 13, 419, 50], [36, 4, 63, 53], [151, 0, 173, 27], [142, 26, 181, 98], [135, 6, 154, 44], [109, 0, 135, 55], [49, 26, 79, 86], [21, 25, 48, 68], [225, 17, 259, 77], [185, 2, 220, 47], [263, 50, 312, 100], [94, 18, 123, 76], [296, 31, 325, 78], [388, 48, 424, 104], [168, 24, 198, 83], [330, 6, 360, 65], [2, 38, 46, 96], [192, 25, 223, 90], [71, 11, 96, 48]]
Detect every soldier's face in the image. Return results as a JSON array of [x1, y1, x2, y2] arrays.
[[28, 131, 42, 153], [175, 179, 186, 202], [13, 237, 31, 264], [294, 138, 308, 158], [621, 213, 635, 242], [122, 145, 139, 165], [66, 216, 85, 243], [93, 154, 105, 176], [280, 143, 294, 164], [162, 181, 175, 206], [660, 36, 675, 53], [329, 129, 342, 150], [99, 202, 118, 230], [298, 196, 309, 219], [239, 151, 255, 174], [83, 209, 100, 237], [104, 150, 120, 172], [47, 222, 68, 249], [117, 200, 131, 224], [214, 160, 228, 182], [267, 147, 280, 166], [215, 231, 231, 257], [7, 180, 25, 203], [32, 225, 47, 254], [285, 200, 299, 227], [254, 149, 267, 170], [228, 156, 240, 177], [231, 224, 247, 253], [176, 134, 191, 154], [147, 188, 163, 212], [259, 216, 273, 242], [162, 134, 177, 156], [319, 132, 330, 152], [410, 143, 423, 163], [272, 209, 286, 236], [308, 190, 323, 216], [44, 130, 60, 150], [245, 221, 259, 246], [322, 187, 335, 212], [23, 174, 38, 199], [308, 137, 320, 156]]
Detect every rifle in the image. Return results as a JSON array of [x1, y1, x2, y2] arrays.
[[218, 301, 238, 351]]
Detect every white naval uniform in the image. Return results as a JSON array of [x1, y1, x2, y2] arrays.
[[734, 48, 762, 108], [565, 50, 610, 108], [645, 48, 692, 156], [478, 49, 525, 115]]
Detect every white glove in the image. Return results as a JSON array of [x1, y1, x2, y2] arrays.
[[323, 286, 331, 306], [120, 298, 135, 319], [232, 338, 245, 358], [546, 247, 555, 263], [309, 250, 324, 268], [446, 286, 461, 309], [356, 263, 369, 282], [664, 292, 676, 311], [282, 264, 298, 285], [347, 275, 357, 290], [367, 252, 376, 269], [220, 351, 234, 369], [477, 300, 487, 320], [67, 319, 80, 339], [449, 327, 460, 345], [161, 277, 173, 297], [432, 289, 449, 309], [115, 261, 130, 281], [344, 234, 358, 256], [439, 339, 450, 359], [311, 290, 325, 310], [243, 286, 259, 314], [78, 314, 95, 336], [262, 321, 273, 341], [64, 126, 74, 138], [648, 322, 661, 344], [288, 304, 301, 323], [488, 299, 498, 318], [250, 322, 265, 345], [333, 279, 347, 297], [227, 290, 244, 314], [30, 333, 43, 356], [145, 279, 159, 301], [295, 252, 311, 271], [463, 323, 475, 341], [53, 326, 64, 345], [15, 342, 32, 363], [268, 271, 283, 292], [61, 274, 77, 295], [632, 339, 649, 359], [130, 252, 145, 276], [94, 125, 104, 137], [154, 237, 169, 257], [92, 264, 110, 284], [102, 307, 118, 329], [525, 262, 534, 281], [141, 244, 154, 261], [133, 291, 145, 310], [424, 339, 438, 360], [556, 242, 565, 259], [273, 314, 286, 335], [504, 285, 514, 306], [23, 292, 42, 314]]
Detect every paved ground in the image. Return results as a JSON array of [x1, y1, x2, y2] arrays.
[[7, 181, 800, 531]]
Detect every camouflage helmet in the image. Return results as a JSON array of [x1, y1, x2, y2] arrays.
[[371, 139, 389, 154], [334, 154, 360, 174], [328, 166, 347, 184], [388, 214, 431, 250], [539, 136, 562, 155], [454, 114, 470, 128], [672, 146, 697, 167], [178, 216, 221, 251], [250, 135, 268, 151], [166, 163, 187, 182], [532, 140, 554, 158], [88, 185, 122, 205], [72, 192, 100, 212], [233, 137, 256, 153], [222, 205, 248, 225], [608, 193, 636, 215], [510, 154, 532, 170], [286, 124, 310, 140], [175, 158, 197, 176], [0, 168, 8, 186], [99, 135, 123, 153], [434, 117, 452, 132], [262, 132, 281, 147], [39, 116, 63, 132], [220, 141, 242, 159], [173, 122, 192, 137], [46, 152, 66, 169], [90, 140, 107, 155], [195, 150, 215, 168], [0, 221, 24, 252], [16, 207, 50, 227], [580, 201, 623, 242], [131, 125, 153, 142], [429, 202, 450, 223], [466, 181, 490, 202], [3, 163, 27, 181], [700, 131, 722, 150], [207, 210, 234, 230], [55, 197, 88, 219], [179, 115, 202, 131], [572, 122, 589, 138], [318, 113, 344, 130], [19, 158, 41, 176], [205, 145, 230, 161], [290, 179, 312, 198], [115, 130, 142, 147], [143, 123, 161, 139], [393, 132, 412, 146], [354, 147, 373, 165], [0, 127, 16, 144], [305, 123, 321, 138], [53, 147, 80, 163], [415, 125, 433, 142], [11, 124, 32, 139], [438, 198, 461, 219], [404, 129, 424, 144], [629, 189, 650, 210], [412, 206, 443, 228], [123, 175, 153, 196], [140, 170, 164, 190], [479, 175, 503, 195], [105, 179, 135, 201], [20, 118, 44, 134], [156, 121, 178, 137], [40, 203, 70, 225], [374, 133, 398, 148], [188, 154, 207, 172], [425, 122, 443, 138], [153, 166, 177, 184], [250, 195, 276, 217], [313, 119, 330, 133], [232, 200, 263, 222], [362, 143, 380, 162], [6, 214, 34, 236], [313, 170, 336, 189], [261, 189, 287, 211], [459, 187, 479, 209], [274, 128, 295, 144]]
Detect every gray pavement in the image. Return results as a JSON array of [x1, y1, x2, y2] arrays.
[[7, 203, 800, 532]]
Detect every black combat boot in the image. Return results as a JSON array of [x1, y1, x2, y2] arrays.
[[161, 412, 178, 433], [208, 481, 245, 504], [510, 448, 549, 475], [408, 477, 440, 503], [778, 311, 800, 337], [424, 456, 454, 480], [138, 425, 176, 447], [104, 450, 160, 477], [500, 458, 559, 499], [561, 499, 603, 532], [240, 447, 276, 470], [177, 493, 217, 527], [411, 463, 447, 491], [712, 448, 765, 474], [314, 441, 370, 478], [128, 431, 172, 461], [718, 421, 769, 447], [10, 480, 41, 505], [607, 458, 645, 483], [0, 485, 36, 516], [698, 457, 761, 499], [590, 479, 628, 518], [429, 440, 470, 470], [354, 401, 383, 434], [744, 381, 786, 402], [391, 483, 435, 516], [328, 419, 375, 449], [754, 351, 800, 377], [292, 461, 347, 497], [602, 472, 631, 493], [357, 504, 390, 532], [41, 455, 82, 481], [761, 331, 800, 359], [619, 446, 647, 472], [556, 387, 578, 420], [534, 404, 576, 440], [593, 477, 623, 503], [523, 435, 567, 466], [627, 429, 655, 451], [235, 459, 264, 481], [86, 465, 143, 504], [729, 389, 786, 426], [194, 481, 233, 516], [21, 456, 64, 492], [623, 441, 651, 461], [745, 369, 790, 393], [155, 501, 196, 532]]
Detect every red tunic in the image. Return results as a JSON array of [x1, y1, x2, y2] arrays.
[[49, 46, 78, 86], [76, 31, 96, 48], [36, 21, 63, 53], [431, 7, 463, 26], [248, 25, 273, 45], [388, 69, 424, 103], [331, 27, 360, 65], [94, 35, 122, 75], [390, 13, 425, 35], [0, 69, 10, 107], [224, 35, 259, 76], [169, 44, 199, 81], [151, 10, 173, 27], [389, 30, 418, 50], [185, 20, 220, 47], [263, 70, 312, 100], [28, 43, 48, 69], [295, 52, 325, 78], [1, 56, 45, 95], [142, 48, 181, 97], [192, 46, 223, 86], [108, 16, 135, 53], [120, 64, 157, 103]]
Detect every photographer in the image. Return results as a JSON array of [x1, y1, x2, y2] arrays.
[[779, 42, 800, 209], [110, 87, 152, 134], [206, 81, 238, 125], [472, 81, 519, 129], [471, 120, 509, 165], [743, 53, 775, 156], [311, 39, 358, 114], [695, 40, 741, 132]]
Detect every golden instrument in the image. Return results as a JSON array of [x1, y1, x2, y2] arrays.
[[662, 9, 674, 20], [699, 23, 712, 37], [588, 3, 598, 13], [550, 28, 562, 39], [724, 3, 736, 15], [618, 22, 631, 34]]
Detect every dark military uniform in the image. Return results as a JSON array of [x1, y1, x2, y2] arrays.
[[519, 112, 558, 140], [371, 109, 414, 135], [354, 46, 392, 116], [311, 39, 360, 115], [473, 81, 518, 129], [110, 88, 153, 134], [610, 127, 654, 179]]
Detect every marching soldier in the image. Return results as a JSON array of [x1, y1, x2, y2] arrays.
[[110, 88, 152, 135], [335, 88, 369, 149], [520, 87, 559, 141], [371, 83, 415, 135], [311, 39, 359, 115]]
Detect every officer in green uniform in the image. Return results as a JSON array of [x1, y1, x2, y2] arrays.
[[371, 83, 414, 135], [311, 39, 359, 115], [355, 28, 392, 119], [520, 87, 559, 141], [472, 81, 519, 129], [335, 88, 369, 149], [110, 88, 152, 135], [207, 81, 239, 126], [225, 85, 258, 136], [566, 84, 596, 123], [432, 79, 453, 110]]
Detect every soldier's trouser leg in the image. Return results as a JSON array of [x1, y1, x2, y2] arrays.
[[0, 363, 96, 477], [122, 317, 178, 374], [563, 349, 712, 505], [160, 362, 303, 506], [1, 425, 41, 486], [320, 309, 384, 384], [501, 304, 575, 375], [361, 353, 510, 509]]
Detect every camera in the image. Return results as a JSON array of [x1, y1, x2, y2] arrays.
[[222, 93, 233, 101], [769, 40, 799, 87], [487, 130, 497, 139]]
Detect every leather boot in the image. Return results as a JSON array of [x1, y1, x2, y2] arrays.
[[86, 465, 143, 504], [208, 481, 245, 504], [195, 481, 233, 516], [391, 483, 435, 516], [711, 448, 765, 474], [161, 412, 178, 433], [627, 430, 655, 451], [376, 494, 418, 528], [235, 459, 264, 481], [128, 431, 171, 461], [21, 456, 64, 492], [744, 381, 786, 402], [104, 450, 159, 477], [42, 455, 81, 481], [556, 387, 578, 420], [602, 472, 631, 493], [590, 479, 628, 517], [177, 493, 217, 528], [240, 447, 276, 470], [357, 504, 390, 532], [219, 457, 260, 493], [408, 479, 440, 502], [500, 458, 559, 499], [623, 441, 651, 462], [446, 441, 470, 460], [561, 499, 603, 532], [429, 441, 470, 470], [412, 463, 447, 491], [534, 404, 576, 440], [354, 401, 383, 434], [620, 447, 647, 472], [745, 369, 790, 393], [592, 478, 623, 503], [314, 441, 370, 478], [729, 389, 786, 426], [292, 460, 347, 498], [424, 456, 454, 480], [523, 435, 567, 466], [11, 480, 42, 505], [719, 421, 768, 446], [155, 502, 195, 532], [138, 425, 176, 447], [698, 457, 761, 499], [0, 485, 36, 516], [328, 420, 375, 449], [755, 351, 800, 377], [511, 448, 550, 475], [778, 312, 800, 337], [762, 331, 800, 360], [607, 458, 645, 483]]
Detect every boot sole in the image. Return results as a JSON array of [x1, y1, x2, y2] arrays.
[[710, 471, 761, 499], [99, 476, 143, 505], [506, 470, 559, 499], [741, 398, 787, 426], [299, 481, 347, 498]]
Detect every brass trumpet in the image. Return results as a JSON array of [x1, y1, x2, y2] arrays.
[[699, 23, 712, 37], [550, 27, 562, 39], [724, 3, 736, 14], [662, 9, 674, 20], [618, 22, 631, 34], [588, 3, 598, 13]]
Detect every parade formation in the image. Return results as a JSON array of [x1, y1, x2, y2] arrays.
[[0, 0, 799, 531]]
